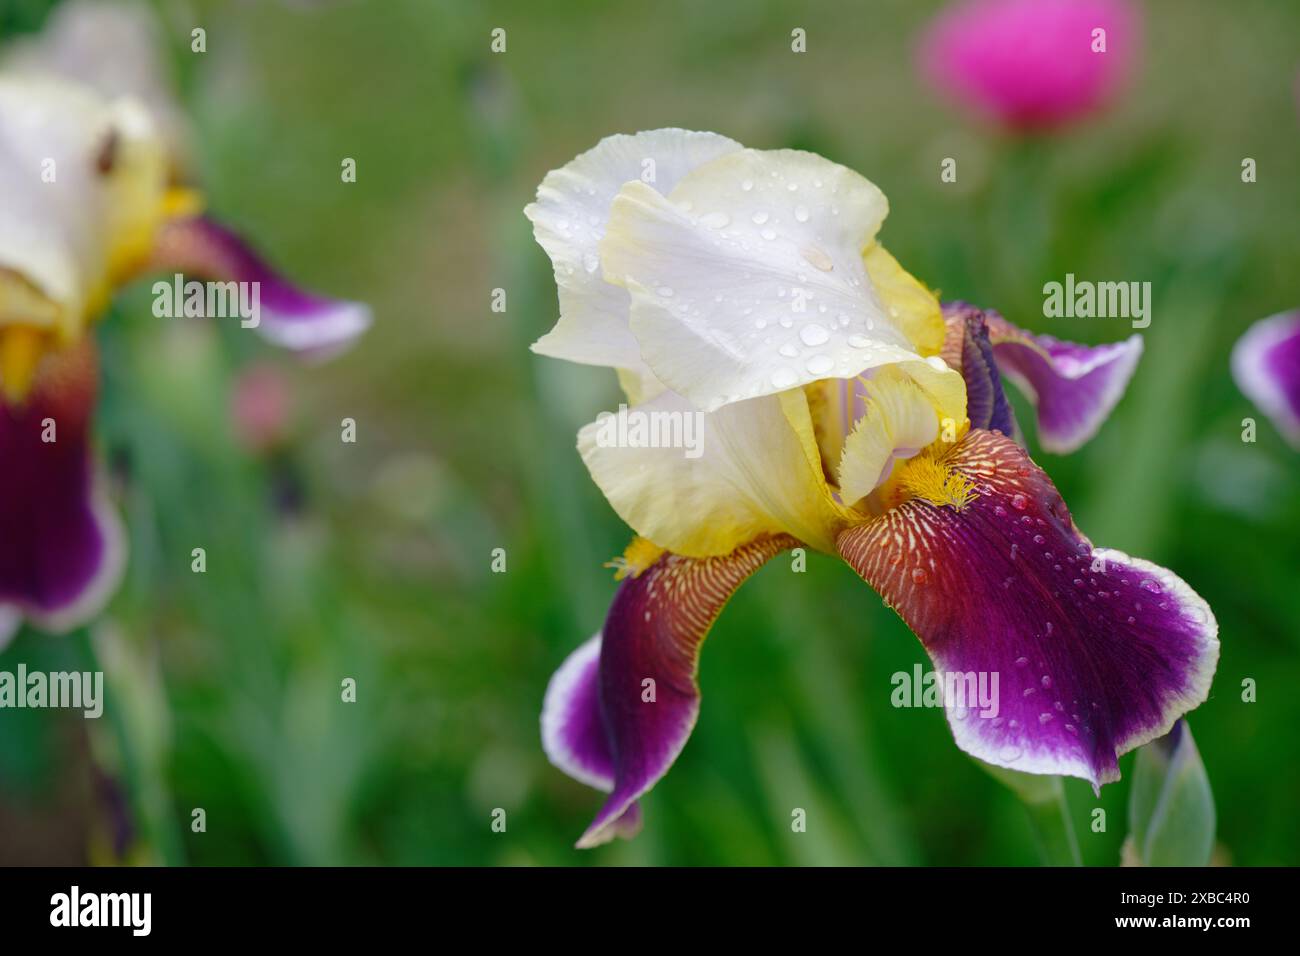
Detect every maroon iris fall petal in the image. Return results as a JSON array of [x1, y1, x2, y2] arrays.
[[0, 342, 124, 635], [837, 429, 1218, 788], [542, 534, 796, 848]]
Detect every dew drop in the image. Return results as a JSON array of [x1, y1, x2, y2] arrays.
[[911, 567, 928, 585], [806, 354, 834, 375], [656, 286, 674, 298], [752, 210, 769, 225], [741, 179, 754, 191], [1010, 493, 1028, 511], [794, 204, 810, 222], [760, 227, 777, 241], [799, 323, 830, 346]]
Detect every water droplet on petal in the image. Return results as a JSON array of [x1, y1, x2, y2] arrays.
[[752, 211, 769, 225], [657, 286, 674, 298], [806, 354, 834, 375], [741, 179, 754, 192], [794, 204, 810, 222], [771, 368, 798, 389], [799, 323, 830, 346], [1011, 494, 1028, 511], [760, 227, 777, 241]]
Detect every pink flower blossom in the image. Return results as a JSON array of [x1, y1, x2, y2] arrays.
[[920, 0, 1141, 131]]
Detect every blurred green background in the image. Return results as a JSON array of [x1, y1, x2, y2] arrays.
[[1, 0, 1297, 866]]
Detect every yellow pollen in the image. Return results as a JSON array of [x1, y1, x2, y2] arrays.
[[161, 186, 205, 220], [0, 326, 49, 404], [604, 536, 666, 580], [897, 454, 978, 511]]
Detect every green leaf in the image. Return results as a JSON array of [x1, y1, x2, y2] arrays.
[[1126, 721, 1215, 867]]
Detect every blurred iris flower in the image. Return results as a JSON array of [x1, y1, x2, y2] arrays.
[[0, 2, 369, 647], [527, 130, 1218, 847], [1233, 311, 1300, 448], [919, 0, 1140, 132]]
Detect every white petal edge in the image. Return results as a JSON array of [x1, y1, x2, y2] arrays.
[[540, 633, 614, 792], [1231, 311, 1300, 447], [524, 129, 742, 371]]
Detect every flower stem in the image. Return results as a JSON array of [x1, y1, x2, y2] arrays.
[[1024, 778, 1082, 866]]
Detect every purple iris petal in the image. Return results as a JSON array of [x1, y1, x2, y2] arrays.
[[1231, 310, 1300, 447], [541, 535, 794, 848], [943, 303, 1142, 453], [838, 429, 1218, 789], [149, 216, 371, 357], [0, 345, 124, 634], [940, 305, 1017, 437], [541, 633, 615, 792]]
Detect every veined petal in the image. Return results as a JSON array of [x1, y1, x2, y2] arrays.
[[524, 129, 741, 372], [578, 387, 848, 557], [1231, 310, 1300, 447], [541, 534, 795, 848], [807, 357, 967, 492], [0, 77, 168, 347], [948, 303, 1142, 453], [0, 342, 125, 633], [600, 148, 942, 412], [148, 217, 371, 357], [837, 429, 1218, 788], [838, 366, 954, 507]]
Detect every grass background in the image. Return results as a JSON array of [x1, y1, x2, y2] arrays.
[[1, 0, 1297, 865]]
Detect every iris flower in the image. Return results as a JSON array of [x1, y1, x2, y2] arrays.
[[527, 130, 1218, 848], [0, 4, 369, 648], [1233, 310, 1300, 448]]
